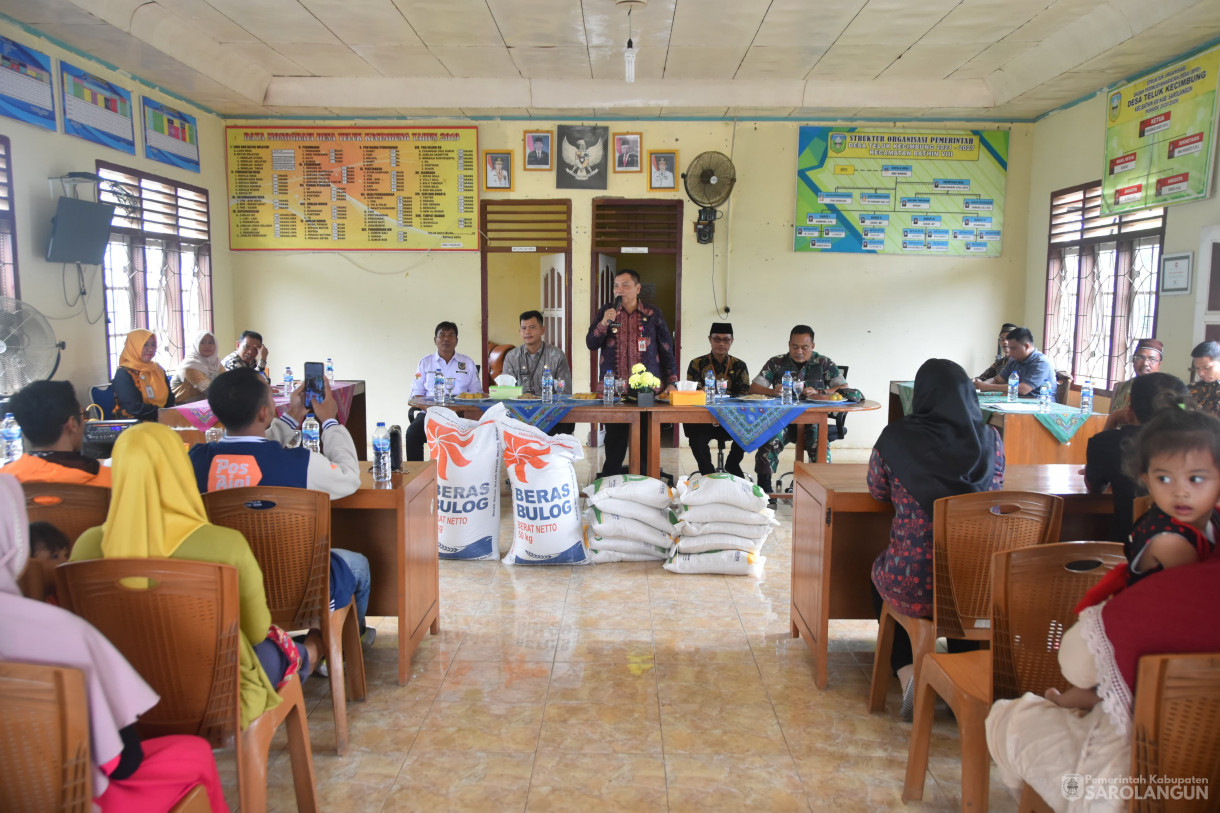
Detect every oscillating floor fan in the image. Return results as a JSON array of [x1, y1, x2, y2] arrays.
[[0, 296, 65, 400]]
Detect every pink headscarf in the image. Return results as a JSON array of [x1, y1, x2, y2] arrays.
[[0, 473, 160, 796]]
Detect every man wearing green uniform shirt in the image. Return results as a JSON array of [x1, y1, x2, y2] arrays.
[[750, 325, 862, 494], [685, 322, 750, 477]]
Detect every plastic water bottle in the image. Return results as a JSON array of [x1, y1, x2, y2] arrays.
[[704, 368, 715, 402], [1080, 379, 1094, 414], [433, 368, 445, 403], [283, 366, 293, 396], [1038, 383, 1051, 413], [302, 414, 321, 453], [1007, 371, 1020, 402], [372, 422, 391, 481], [603, 370, 615, 405], [205, 425, 224, 443], [2, 413, 22, 464], [781, 371, 794, 405], [325, 357, 335, 383], [541, 365, 554, 404]]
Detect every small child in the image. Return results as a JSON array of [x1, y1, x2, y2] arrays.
[[28, 520, 70, 604]]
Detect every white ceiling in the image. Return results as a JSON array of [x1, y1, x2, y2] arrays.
[[3, 0, 1220, 120]]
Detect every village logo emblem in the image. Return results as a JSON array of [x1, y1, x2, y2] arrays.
[[829, 132, 848, 154]]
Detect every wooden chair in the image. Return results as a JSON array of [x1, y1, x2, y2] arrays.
[[203, 486, 366, 756], [1129, 652, 1220, 813], [908, 540, 1124, 812], [0, 661, 215, 813], [21, 482, 111, 548], [896, 491, 1064, 811], [56, 558, 319, 813], [869, 490, 1063, 715]]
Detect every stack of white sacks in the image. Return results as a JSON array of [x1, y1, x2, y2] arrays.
[[664, 473, 776, 577], [582, 475, 680, 563]]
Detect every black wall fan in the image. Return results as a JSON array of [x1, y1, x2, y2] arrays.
[[682, 151, 737, 244]]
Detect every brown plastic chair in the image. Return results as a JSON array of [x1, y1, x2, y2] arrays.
[[869, 490, 1064, 714], [0, 661, 216, 813], [56, 558, 318, 813], [898, 490, 1064, 812], [0, 662, 91, 813], [203, 486, 366, 756], [1130, 652, 1220, 813], [21, 482, 111, 549]]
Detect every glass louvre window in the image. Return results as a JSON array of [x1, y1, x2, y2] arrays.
[[0, 136, 18, 299], [1044, 182, 1165, 388], [97, 161, 210, 375]]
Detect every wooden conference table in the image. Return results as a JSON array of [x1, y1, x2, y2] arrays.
[[643, 399, 882, 480], [409, 397, 645, 474], [159, 380, 370, 459], [790, 462, 1113, 689], [887, 380, 1105, 465], [331, 462, 439, 685]]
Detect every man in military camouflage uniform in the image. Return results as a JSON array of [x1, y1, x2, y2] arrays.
[[685, 322, 750, 477], [750, 325, 863, 494]]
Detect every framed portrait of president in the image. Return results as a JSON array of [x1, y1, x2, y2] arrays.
[[524, 130, 551, 171], [613, 132, 642, 173]]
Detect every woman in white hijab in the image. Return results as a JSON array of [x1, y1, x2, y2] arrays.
[[171, 330, 221, 404], [0, 474, 229, 811]]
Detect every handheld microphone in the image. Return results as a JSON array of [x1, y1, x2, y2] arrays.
[[609, 295, 623, 330]]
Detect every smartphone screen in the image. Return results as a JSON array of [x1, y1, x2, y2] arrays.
[[304, 361, 325, 408]]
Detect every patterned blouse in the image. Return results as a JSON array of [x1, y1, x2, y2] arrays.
[[1189, 380, 1220, 418], [867, 428, 1005, 618]]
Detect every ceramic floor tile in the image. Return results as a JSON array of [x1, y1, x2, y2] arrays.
[[660, 702, 790, 755], [382, 750, 535, 812], [453, 627, 561, 662], [652, 629, 755, 664], [413, 700, 545, 751], [526, 752, 669, 811], [436, 659, 553, 704], [264, 746, 407, 813], [538, 701, 663, 755], [554, 627, 656, 664], [548, 660, 659, 705], [665, 753, 811, 812], [656, 661, 767, 705]]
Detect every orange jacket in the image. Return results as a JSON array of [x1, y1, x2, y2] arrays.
[[0, 454, 112, 487]]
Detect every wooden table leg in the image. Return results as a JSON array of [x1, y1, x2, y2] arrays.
[[628, 415, 641, 475], [647, 411, 661, 479]]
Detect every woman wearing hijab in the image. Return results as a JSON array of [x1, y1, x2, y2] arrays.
[[170, 330, 221, 404], [0, 474, 228, 811], [112, 329, 175, 420], [869, 358, 1005, 717], [987, 555, 1220, 812], [70, 422, 321, 729]]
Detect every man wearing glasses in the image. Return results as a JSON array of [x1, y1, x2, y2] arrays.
[[684, 322, 750, 477], [1104, 338, 1163, 430], [2, 381, 112, 486]]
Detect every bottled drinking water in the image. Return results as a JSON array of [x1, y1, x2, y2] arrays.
[[1007, 371, 1020, 402], [434, 368, 445, 403], [2, 413, 22, 464], [603, 370, 615, 405], [205, 425, 224, 443], [302, 413, 321, 453], [704, 368, 715, 402], [1080, 379, 1094, 414], [325, 357, 335, 383], [1038, 383, 1051, 413], [372, 422, 392, 481], [283, 366, 293, 396], [781, 371, 794, 405], [541, 365, 554, 404]]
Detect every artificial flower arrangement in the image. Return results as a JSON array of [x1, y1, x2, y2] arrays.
[[628, 363, 661, 393]]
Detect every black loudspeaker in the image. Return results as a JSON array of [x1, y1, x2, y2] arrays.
[[388, 424, 403, 471]]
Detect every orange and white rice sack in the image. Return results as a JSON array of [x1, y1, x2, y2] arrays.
[[664, 549, 766, 577], [497, 415, 590, 565], [425, 406, 501, 560]]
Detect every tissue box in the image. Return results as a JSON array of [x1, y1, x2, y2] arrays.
[[490, 386, 523, 399], [670, 390, 706, 406]]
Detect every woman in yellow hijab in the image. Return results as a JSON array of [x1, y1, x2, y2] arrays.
[[112, 328, 175, 420], [72, 422, 321, 727]]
